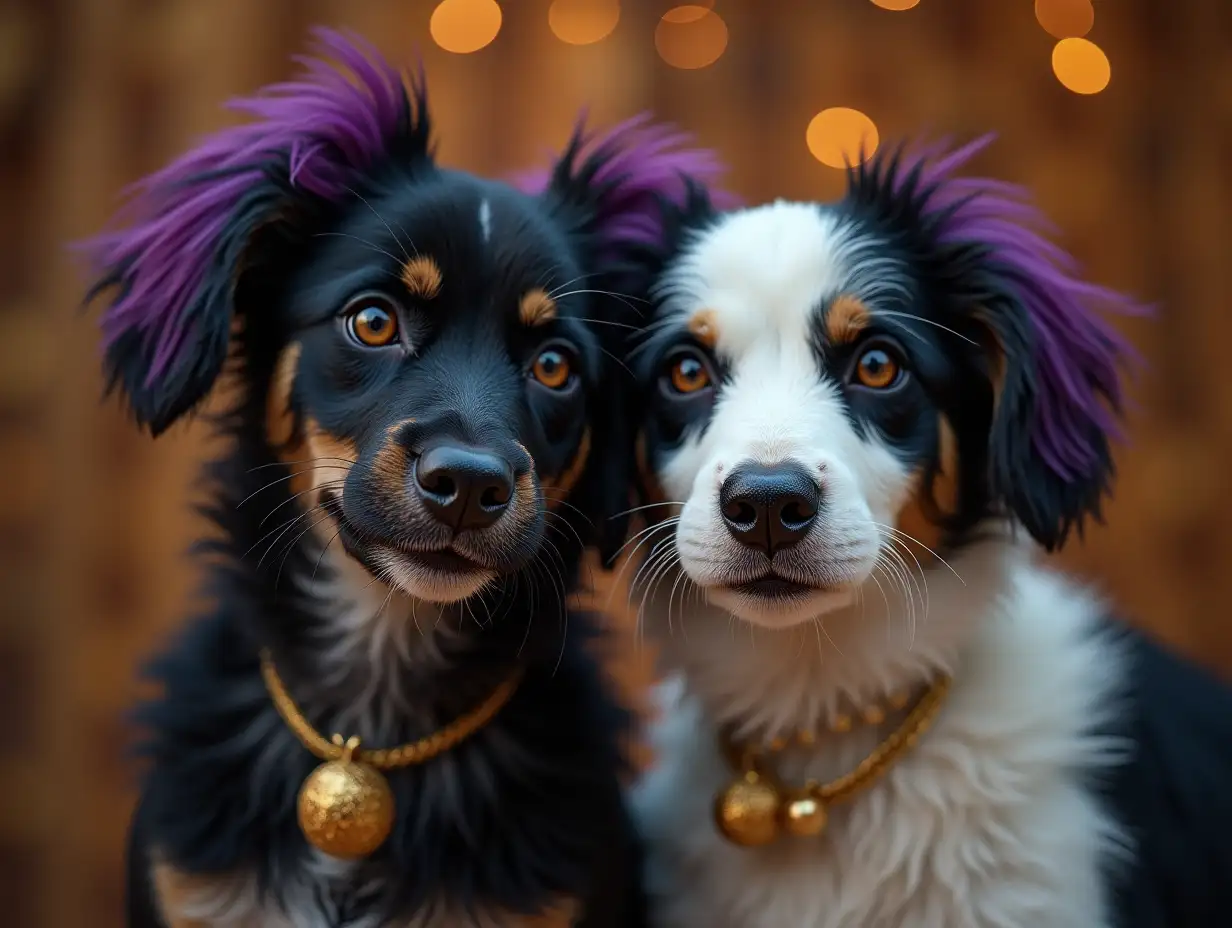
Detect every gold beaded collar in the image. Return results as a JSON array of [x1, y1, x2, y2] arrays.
[[714, 675, 952, 848], [260, 649, 522, 860]]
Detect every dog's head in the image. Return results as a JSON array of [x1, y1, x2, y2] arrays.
[[82, 29, 728, 605], [620, 138, 1143, 629]]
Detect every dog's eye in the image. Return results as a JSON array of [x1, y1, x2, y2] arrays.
[[345, 298, 400, 348], [852, 347, 902, 390], [665, 351, 712, 395], [531, 348, 573, 390]]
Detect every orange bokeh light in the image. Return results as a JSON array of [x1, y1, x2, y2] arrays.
[[1034, 0, 1094, 40], [655, 6, 728, 70], [807, 108, 880, 169], [1051, 37, 1110, 94], [870, 0, 921, 10], [429, 0, 502, 54], [548, 0, 621, 46]]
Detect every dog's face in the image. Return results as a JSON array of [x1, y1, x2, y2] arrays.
[[264, 174, 598, 602], [624, 151, 1134, 630], [84, 35, 729, 615], [634, 203, 948, 627]]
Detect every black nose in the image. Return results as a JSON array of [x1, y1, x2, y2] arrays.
[[719, 462, 821, 555], [413, 443, 515, 532]]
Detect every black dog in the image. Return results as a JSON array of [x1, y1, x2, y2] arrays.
[[83, 29, 726, 928]]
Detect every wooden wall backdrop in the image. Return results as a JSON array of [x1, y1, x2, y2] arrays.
[[0, 0, 1228, 924]]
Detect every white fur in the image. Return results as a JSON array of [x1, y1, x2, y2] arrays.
[[652, 202, 916, 629], [631, 205, 1130, 927], [479, 198, 493, 243]]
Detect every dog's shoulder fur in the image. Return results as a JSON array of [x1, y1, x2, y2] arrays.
[[1096, 621, 1232, 928]]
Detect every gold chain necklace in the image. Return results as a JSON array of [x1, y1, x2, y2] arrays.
[[714, 675, 952, 848], [260, 649, 522, 860]]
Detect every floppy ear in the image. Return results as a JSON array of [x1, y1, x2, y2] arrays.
[[848, 137, 1146, 552], [515, 114, 737, 565], [79, 28, 431, 437]]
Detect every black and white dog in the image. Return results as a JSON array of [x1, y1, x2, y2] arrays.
[[611, 138, 1232, 927], [82, 29, 725, 928]]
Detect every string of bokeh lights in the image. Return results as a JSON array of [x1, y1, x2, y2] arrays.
[[427, 0, 1112, 171]]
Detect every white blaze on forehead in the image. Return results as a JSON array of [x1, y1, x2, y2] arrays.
[[656, 200, 854, 357], [478, 198, 492, 243]]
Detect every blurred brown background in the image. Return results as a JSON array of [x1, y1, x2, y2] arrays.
[[1, 0, 1228, 924]]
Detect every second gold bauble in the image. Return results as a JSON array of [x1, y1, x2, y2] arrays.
[[780, 792, 827, 837]]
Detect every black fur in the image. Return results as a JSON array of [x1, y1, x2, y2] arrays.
[[1097, 624, 1232, 928], [97, 86, 646, 928]]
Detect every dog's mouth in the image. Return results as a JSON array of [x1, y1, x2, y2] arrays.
[[728, 574, 817, 600], [322, 491, 494, 594]]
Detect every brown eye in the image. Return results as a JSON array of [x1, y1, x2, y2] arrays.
[[532, 348, 572, 390], [668, 353, 712, 394], [347, 302, 399, 347], [853, 347, 901, 390]]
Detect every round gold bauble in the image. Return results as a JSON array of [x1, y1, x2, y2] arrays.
[[714, 772, 782, 847], [297, 758, 396, 860], [780, 793, 828, 838]]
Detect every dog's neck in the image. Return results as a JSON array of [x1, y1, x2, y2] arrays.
[[265, 535, 518, 750], [641, 528, 1030, 745]]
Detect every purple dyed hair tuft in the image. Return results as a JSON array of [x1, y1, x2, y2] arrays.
[[80, 27, 427, 389], [514, 113, 739, 263], [873, 134, 1148, 481]]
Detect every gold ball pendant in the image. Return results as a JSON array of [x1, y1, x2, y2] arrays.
[[714, 771, 782, 847], [297, 740, 395, 860], [780, 792, 827, 838]]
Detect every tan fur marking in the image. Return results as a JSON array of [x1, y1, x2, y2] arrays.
[[369, 418, 414, 499], [687, 308, 718, 348], [150, 864, 215, 928], [400, 255, 443, 299], [517, 897, 581, 927], [518, 288, 558, 327], [266, 342, 301, 449], [283, 417, 358, 503], [544, 428, 590, 507], [825, 294, 872, 345], [893, 414, 960, 560]]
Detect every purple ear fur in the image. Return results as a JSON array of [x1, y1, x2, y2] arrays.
[[851, 135, 1148, 548], [79, 27, 430, 435], [514, 113, 739, 267]]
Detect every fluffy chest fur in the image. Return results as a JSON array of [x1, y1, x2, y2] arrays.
[[153, 859, 578, 928], [131, 545, 638, 928], [631, 540, 1128, 928]]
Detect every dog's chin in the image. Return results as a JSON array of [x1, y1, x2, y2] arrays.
[[326, 497, 506, 604], [704, 581, 858, 630], [368, 546, 496, 603]]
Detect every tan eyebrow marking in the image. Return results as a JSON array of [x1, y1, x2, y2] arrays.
[[400, 255, 442, 300], [687, 309, 718, 348], [825, 294, 872, 345], [519, 288, 558, 327]]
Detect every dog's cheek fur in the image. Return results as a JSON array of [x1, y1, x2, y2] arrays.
[[893, 414, 961, 557]]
